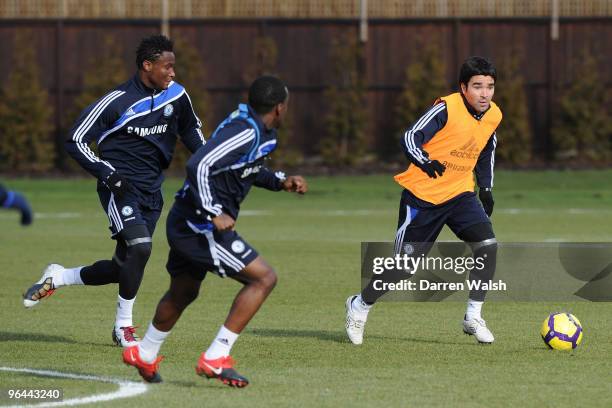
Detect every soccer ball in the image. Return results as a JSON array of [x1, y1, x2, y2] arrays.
[[540, 312, 583, 350]]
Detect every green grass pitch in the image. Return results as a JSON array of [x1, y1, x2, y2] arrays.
[[1, 171, 611, 407]]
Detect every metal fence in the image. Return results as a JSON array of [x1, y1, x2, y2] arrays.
[[0, 0, 610, 18]]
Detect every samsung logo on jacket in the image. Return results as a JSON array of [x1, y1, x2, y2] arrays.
[[241, 164, 262, 178], [127, 124, 169, 137]]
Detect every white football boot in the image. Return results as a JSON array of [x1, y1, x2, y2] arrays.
[[345, 295, 369, 345], [463, 317, 495, 344], [23, 264, 65, 308], [113, 326, 140, 348]]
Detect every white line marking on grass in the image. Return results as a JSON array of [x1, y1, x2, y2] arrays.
[[1, 208, 611, 221], [0, 366, 147, 407], [318, 210, 382, 216], [500, 208, 522, 214], [239, 210, 272, 216], [35, 212, 83, 219], [0, 213, 84, 220], [240, 208, 612, 217], [498, 208, 612, 215], [566, 208, 612, 214]]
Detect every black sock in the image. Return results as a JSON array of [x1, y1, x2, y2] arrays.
[[80, 260, 120, 285], [361, 266, 408, 304], [468, 241, 498, 301]]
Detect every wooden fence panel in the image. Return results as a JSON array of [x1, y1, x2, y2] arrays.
[[0, 17, 609, 164]]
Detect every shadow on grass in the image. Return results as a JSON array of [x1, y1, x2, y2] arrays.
[[79, 341, 122, 349], [250, 328, 346, 343], [166, 379, 201, 388], [0, 331, 76, 344], [166, 379, 247, 390], [249, 328, 467, 346]]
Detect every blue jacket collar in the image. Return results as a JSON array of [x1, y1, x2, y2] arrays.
[[239, 103, 271, 134]]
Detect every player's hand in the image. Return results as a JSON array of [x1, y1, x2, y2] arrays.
[[418, 160, 446, 179], [479, 188, 494, 216], [212, 212, 235, 231], [282, 175, 308, 194], [103, 172, 131, 199]]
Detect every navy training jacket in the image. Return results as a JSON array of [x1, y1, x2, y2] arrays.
[[173, 103, 286, 224], [65, 74, 205, 193]]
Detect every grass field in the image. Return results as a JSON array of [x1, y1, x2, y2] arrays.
[[1, 171, 611, 407]]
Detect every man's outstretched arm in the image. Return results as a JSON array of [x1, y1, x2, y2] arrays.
[[0, 184, 33, 225], [254, 170, 308, 194]]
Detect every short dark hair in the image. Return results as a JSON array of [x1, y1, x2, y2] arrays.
[[459, 56, 497, 85], [248, 76, 288, 114], [136, 35, 174, 70]]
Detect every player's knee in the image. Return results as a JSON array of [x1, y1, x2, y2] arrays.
[[130, 241, 152, 260], [472, 238, 497, 258], [472, 239, 497, 280], [178, 285, 200, 307], [120, 225, 153, 263], [168, 279, 201, 310], [259, 267, 277, 290], [479, 238, 498, 254]]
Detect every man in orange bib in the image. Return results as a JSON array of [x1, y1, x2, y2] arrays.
[[346, 56, 502, 345]]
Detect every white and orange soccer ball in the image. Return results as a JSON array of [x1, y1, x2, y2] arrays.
[[540, 312, 583, 350]]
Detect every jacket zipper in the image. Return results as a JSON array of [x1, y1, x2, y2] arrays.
[[150, 89, 156, 112]]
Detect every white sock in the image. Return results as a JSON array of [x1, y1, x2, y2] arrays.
[[352, 294, 372, 315], [115, 295, 135, 328], [205, 326, 239, 360], [57, 267, 84, 287], [138, 323, 170, 363], [465, 299, 484, 321]]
